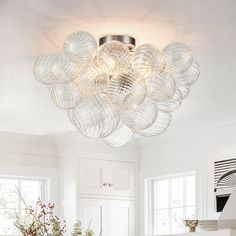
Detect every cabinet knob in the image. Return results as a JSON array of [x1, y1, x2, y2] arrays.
[[103, 182, 108, 186], [108, 183, 114, 187]]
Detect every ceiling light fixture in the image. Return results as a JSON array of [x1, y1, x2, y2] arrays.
[[33, 31, 200, 147]]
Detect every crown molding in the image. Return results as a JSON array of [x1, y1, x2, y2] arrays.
[[139, 114, 236, 155]]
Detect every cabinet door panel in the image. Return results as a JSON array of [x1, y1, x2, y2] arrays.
[[109, 162, 135, 196], [108, 200, 135, 236], [79, 198, 108, 236], [79, 159, 108, 195]]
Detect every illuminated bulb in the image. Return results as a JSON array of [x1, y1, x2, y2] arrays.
[[97, 41, 130, 75], [108, 71, 146, 111], [131, 44, 160, 79], [77, 62, 109, 94]]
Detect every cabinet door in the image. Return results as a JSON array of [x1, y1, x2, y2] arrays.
[[108, 162, 135, 196], [79, 198, 108, 236], [79, 159, 108, 195], [108, 200, 135, 236]]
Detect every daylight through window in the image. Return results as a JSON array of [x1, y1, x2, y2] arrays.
[[149, 173, 196, 235], [0, 177, 45, 235]]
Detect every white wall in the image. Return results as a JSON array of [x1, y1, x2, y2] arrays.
[[0, 131, 58, 167], [138, 120, 236, 236], [0, 131, 60, 212]]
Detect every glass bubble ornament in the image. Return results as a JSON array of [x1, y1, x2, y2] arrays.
[[122, 99, 158, 130], [68, 109, 76, 126], [172, 59, 200, 87], [77, 62, 109, 95], [131, 44, 160, 79], [136, 111, 172, 137], [50, 81, 83, 110], [33, 55, 55, 85], [162, 42, 193, 74], [50, 54, 80, 83], [103, 122, 135, 148], [147, 73, 175, 102], [70, 95, 119, 138], [157, 88, 182, 112], [178, 86, 190, 100], [97, 41, 130, 75], [64, 31, 97, 64], [34, 54, 81, 85], [108, 71, 146, 111]]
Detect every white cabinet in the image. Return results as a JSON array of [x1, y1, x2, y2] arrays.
[[79, 159, 108, 195], [78, 159, 136, 236], [108, 200, 135, 236], [108, 162, 135, 197], [79, 198, 108, 236], [79, 198, 135, 236], [79, 159, 135, 197]]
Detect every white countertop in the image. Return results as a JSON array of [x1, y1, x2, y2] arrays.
[[157, 229, 236, 236]]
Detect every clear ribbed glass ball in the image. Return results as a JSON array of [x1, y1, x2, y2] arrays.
[[131, 44, 160, 79], [97, 41, 131, 75], [33, 55, 55, 85], [172, 60, 200, 87], [107, 71, 146, 111], [103, 122, 135, 148], [178, 86, 190, 100], [147, 73, 175, 102], [70, 95, 119, 138], [34, 54, 81, 85], [50, 81, 83, 110], [157, 88, 182, 112], [77, 62, 109, 95], [64, 31, 97, 64], [122, 99, 158, 130], [162, 42, 193, 74], [136, 111, 172, 137]]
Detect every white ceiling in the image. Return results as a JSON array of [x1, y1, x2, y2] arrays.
[[0, 0, 236, 139]]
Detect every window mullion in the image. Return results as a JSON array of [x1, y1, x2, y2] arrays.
[[183, 176, 186, 221], [149, 173, 196, 235], [169, 179, 172, 234], [153, 181, 156, 234], [18, 179, 21, 216]]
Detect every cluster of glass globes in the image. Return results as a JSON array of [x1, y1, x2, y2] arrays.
[[34, 31, 200, 148]]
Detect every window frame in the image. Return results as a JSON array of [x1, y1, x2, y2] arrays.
[[0, 160, 60, 236], [147, 171, 197, 235], [0, 175, 48, 236]]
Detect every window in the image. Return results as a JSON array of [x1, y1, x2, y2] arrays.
[[148, 173, 196, 235], [0, 177, 46, 236]]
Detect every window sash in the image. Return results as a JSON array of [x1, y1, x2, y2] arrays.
[[0, 177, 46, 236], [150, 172, 196, 235]]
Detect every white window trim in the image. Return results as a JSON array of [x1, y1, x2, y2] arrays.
[[0, 164, 59, 236], [145, 171, 197, 236], [0, 164, 59, 213]]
